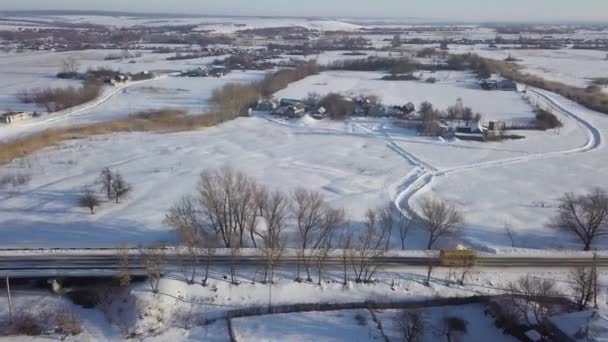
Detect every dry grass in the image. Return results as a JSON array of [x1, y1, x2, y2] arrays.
[[0, 63, 321, 166], [0, 110, 221, 166]]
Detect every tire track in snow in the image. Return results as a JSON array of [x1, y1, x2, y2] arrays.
[[261, 93, 602, 224]]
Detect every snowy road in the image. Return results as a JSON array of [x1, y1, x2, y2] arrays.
[[2, 250, 608, 278], [0, 75, 165, 142]]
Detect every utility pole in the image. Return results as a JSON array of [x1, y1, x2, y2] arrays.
[[593, 251, 599, 309], [5, 275, 13, 324], [267, 263, 272, 314]]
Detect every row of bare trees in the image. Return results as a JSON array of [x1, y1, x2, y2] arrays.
[[162, 166, 467, 288]]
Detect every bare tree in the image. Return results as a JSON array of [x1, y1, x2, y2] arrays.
[[99, 168, 113, 200], [254, 189, 290, 284], [198, 166, 257, 248], [398, 211, 411, 250], [339, 226, 353, 286], [111, 172, 131, 203], [177, 219, 202, 285], [201, 237, 217, 287], [417, 196, 463, 250], [416, 196, 462, 286], [378, 201, 398, 249], [164, 195, 222, 286], [548, 188, 608, 251], [504, 222, 516, 248], [228, 233, 241, 285], [61, 56, 80, 75], [569, 267, 596, 311], [117, 246, 131, 287], [292, 188, 345, 281], [142, 247, 166, 293], [78, 188, 100, 214], [507, 274, 560, 331], [349, 209, 388, 283], [394, 310, 425, 342], [435, 315, 468, 342]]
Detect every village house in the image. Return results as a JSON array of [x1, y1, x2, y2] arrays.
[[180, 66, 209, 77], [255, 98, 279, 111], [480, 78, 517, 91], [0, 111, 31, 124], [104, 73, 129, 86], [210, 66, 228, 77]]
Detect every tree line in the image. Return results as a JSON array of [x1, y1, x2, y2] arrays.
[[161, 166, 464, 288]]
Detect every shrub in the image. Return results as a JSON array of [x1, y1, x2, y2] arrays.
[[382, 74, 419, 81], [0, 173, 31, 188], [258, 62, 319, 97], [19, 81, 102, 113], [319, 93, 354, 119], [330, 56, 418, 73], [592, 78, 608, 86], [54, 310, 82, 337], [12, 314, 44, 336], [534, 108, 562, 130], [354, 313, 367, 326]]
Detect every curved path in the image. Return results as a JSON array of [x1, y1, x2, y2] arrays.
[[395, 87, 602, 220]]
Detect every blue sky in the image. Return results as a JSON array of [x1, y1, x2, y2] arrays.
[[2, 0, 606, 21]]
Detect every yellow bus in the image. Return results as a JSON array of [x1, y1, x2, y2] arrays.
[[440, 250, 477, 267]]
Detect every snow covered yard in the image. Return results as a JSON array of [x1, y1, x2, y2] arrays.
[[231, 309, 383, 342], [377, 304, 518, 342], [3, 266, 604, 341]]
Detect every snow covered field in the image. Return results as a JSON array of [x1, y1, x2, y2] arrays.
[[0, 117, 414, 248], [1, 71, 606, 251]]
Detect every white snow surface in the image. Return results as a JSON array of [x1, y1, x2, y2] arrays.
[[232, 309, 383, 342], [377, 304, 518, 342]]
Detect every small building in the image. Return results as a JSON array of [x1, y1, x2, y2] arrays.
[[104, 74, 129, 86], [401, 102, 416, 114], [498, 79, 517, 91], [271, 103, 305, 118], [210, 66, 227, 77], [480, 78, 517, 91], [185, 67, 209, 77], [480, 79, 499, 90], [368, 105, 388, 117], [0, 111, 30, 124], [279, 98, 303, 107], [488, 121, 506, 131], [454, 121, 486, 141], [255, 98, 279, 111]]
